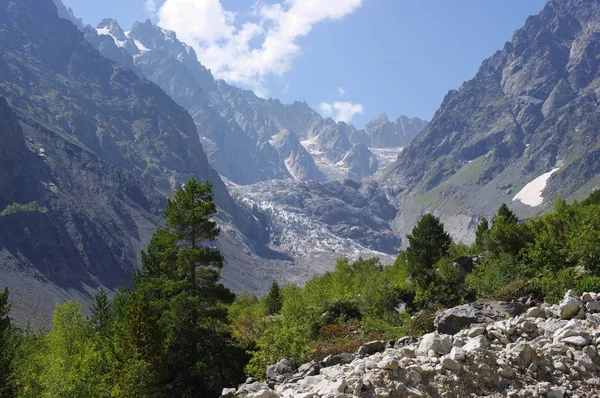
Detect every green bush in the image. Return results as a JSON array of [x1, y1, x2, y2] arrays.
[[578, 275, 600, 294], [0, 202, 47, 217]]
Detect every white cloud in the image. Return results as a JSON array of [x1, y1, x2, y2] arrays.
[[145, 0, 157, 13], [337, 86, 346, 96], [157, 0, 364, 94], [319, 101, 364, 123]]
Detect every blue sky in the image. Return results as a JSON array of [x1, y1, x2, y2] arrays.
[[61, 0, 548, 128]]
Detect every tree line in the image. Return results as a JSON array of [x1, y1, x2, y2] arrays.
[[2, 183, 600, 396]]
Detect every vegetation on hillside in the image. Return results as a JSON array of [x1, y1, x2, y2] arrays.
[[0, 201, 47, 217], [1, 184, 600, 395]]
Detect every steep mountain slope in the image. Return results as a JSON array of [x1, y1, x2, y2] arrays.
[[0, 0, 286, 324], [81, 17, 392, 183], [0, 96, 165, 325], [381, 0, 600, 243]]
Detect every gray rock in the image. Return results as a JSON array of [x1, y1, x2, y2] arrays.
[[220, 388, 237, 398], [357, 340, 387, 356], [462, 335, 488, 352], [559, 296, 582, 320], [266, 358, 297, 382], [321, 353, 353, 368], [435, 301, 526, 335], [546, 387, 566, 398], [587, 300, 600, 313], [416, 333, 452, 356]]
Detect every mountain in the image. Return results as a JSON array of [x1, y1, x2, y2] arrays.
[[0, 0, 283, 324], [381, 0, 600, 244], [362, 113, 429, 148], [81, 18, 407, 183]]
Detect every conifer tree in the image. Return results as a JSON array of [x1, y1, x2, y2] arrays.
[[405, 214, 453, 289], [474, 217, 489, 251], [265, 282, 283, 315], [90, 287, 110, 332], [131, 179, 245, 397]]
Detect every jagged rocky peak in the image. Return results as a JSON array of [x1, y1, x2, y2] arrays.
[[363, 113, 428, 148], [97, 18, 127, 42], [51, 0, 83, 28], [341, 143, 379, 180], [270, 130, 325, 181]]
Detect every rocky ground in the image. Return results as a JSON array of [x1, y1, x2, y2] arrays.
[[224, 291, 600, 397]]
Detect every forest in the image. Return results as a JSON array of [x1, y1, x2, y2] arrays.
[[1, 182, 600, 397]]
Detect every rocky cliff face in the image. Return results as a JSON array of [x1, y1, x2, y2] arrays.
[[226, 290, 600, 397], [362, 114, 428, 149], [380, 0, 600, 244]]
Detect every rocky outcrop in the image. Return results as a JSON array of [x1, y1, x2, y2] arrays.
[[380, 0, 600, 245], [361, 114, 428, 149], [270, 130, 325, 181], [435, 300, 528, 335], [226, 291, 600, 397]]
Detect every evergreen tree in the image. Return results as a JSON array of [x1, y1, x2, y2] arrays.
[[406, 214, 453, 281], [495, 203, 518, 225], [474, 217, 489, 251], [131, 179, 246, 397], [90, 288, 110, 332], [265, 282, 283, 315]]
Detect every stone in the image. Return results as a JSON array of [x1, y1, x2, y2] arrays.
[[587, 300, 600, 313], [559, 296, 582, 320], [462, 335, 488, 352], [321, 353, 353, 368], [449, 347, 466, 361], [295, 361, 320, 378], [357, 340, 387, 356], [546, 387, 566, 398], [562, 335, 589, 347], [582, 292, 594, 303], [220, 388, 237, 398], [252, 390, 278, 398], [554, 361, 567, 372], [508, 343, 533, 368], [520, 321, 537, 334], [378, 358, 400, 370], [537, 381, 551, 394], [416, 333, 452, 356], [467, 325, 487, 337], [441, 357, 461, 373], [266, 359, 297, 382], [526, 306, 546, 319], [434, 301, 526, 335]]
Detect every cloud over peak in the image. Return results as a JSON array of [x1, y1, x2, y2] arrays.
[[320, 101, 364, 124], [156, 0, 364, 94]]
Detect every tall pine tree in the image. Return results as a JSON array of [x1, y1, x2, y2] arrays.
[[131, 179, 246, 397]]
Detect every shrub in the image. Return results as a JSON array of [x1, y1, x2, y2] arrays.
[[578, 275, 600, 294]]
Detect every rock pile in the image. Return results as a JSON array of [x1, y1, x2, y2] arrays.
[[223, 291, 600, 397]]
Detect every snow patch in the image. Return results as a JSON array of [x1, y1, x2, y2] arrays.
[[96, 27, 126, 47], [133, 40, 150, 53], [369, 147, 404, 171], [513, 168, 560, 207]]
